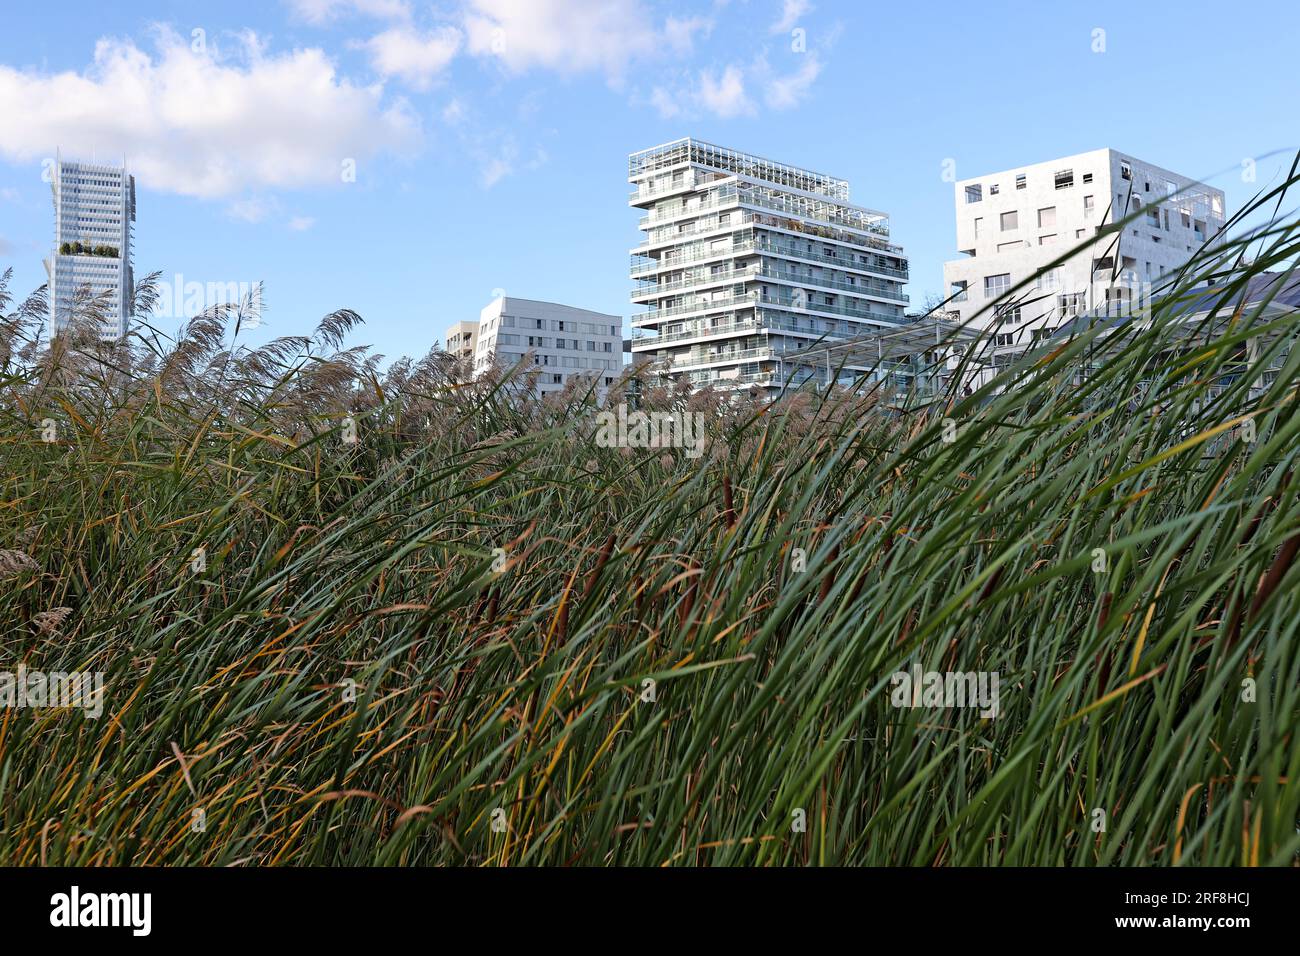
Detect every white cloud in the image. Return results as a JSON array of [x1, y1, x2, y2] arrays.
[[361, 25, 461, 89], [770, 0, 812, 34], [761, 53, 821, 109], [441, 97, 467, 124], [649, 86, 682, 119], [227, 197, 277, 223], [466, 134, 547, 189], [664, 16, 713, 55], [286, 0, 411, 24], [480, 155, 513, 189], [698, 65, 754, 118], [648, 50, 821, 120], [464, 0, 682, 81], [288, 215, 316, 230], [0, 30, 421, 199], [0, 237, 13, 256]]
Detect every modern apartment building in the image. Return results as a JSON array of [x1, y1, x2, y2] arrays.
[[471, 296, 624, 395], [628, 138, 910, 391], [444, 320, 479, 362], [942, 148, 1225, 381], [44, 152, 136, 342]]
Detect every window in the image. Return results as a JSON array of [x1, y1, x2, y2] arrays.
[[1035, 267, 1062, 288], [1120, 161, 1132, 180], [990, 184, 1000, 195], [1083, 172, 1094, 184], [1083, 194, 1094, 217], [1000, 210, 1018, 231], [1054, 169, 1074, 190], [1037, 207, 1056, 228], [950, 280, 968, 302], [994, 304, 1022, 324], [965, 184, 983, 203], [1059, 293, 1085, 315], [973, 216, 983, 238], [1038, 234, 1056, 245], [984, 273, 1011, 298], [997, 240, 1024, 253], [1015, 174, 1026, 190]]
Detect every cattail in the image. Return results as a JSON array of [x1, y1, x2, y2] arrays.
[[976, 565, 1005, 606], [1248, 531, 1300, 623]]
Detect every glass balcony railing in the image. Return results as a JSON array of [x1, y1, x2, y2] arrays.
[[752, 236, 908, 274], [638, 292, 756, 323], [759, 268, 908, 303], [760, 293, 901, 325], [630, 233, 908, 281], [632, 264, 759, 298], [632, 317, 759, 345]]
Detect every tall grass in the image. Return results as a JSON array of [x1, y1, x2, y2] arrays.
[[0, 170, 1298, 867]]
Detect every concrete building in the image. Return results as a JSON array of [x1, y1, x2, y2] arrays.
[[628, 138, 910, 391], [44, 152, 136, 342], [942, 148, 1225, 382], [471, 296, 624, 396], [444, 320, 479, 362]]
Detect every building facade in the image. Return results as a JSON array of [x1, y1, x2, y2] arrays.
[[628, 138, 909, 391], [444, 320, 479, 362], [942, 148, 1225, 381], [44, 153, 136, 342], [471, 296, 624, 395]]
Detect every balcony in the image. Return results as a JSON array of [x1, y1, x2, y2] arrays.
[[630, 233, 760, 276], [632, 310, 889, 349], [754, 237, 909, 279], [760, 292, 901, 325], [759, 267, 908, 303], [632, 317, 760, 346], [637, 292, 756, 324], [632, 264, 760, 300]]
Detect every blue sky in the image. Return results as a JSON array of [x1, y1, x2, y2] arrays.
[[1, 0, 1297, 360]]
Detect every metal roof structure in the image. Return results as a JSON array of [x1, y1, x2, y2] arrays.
[[775, 315, 983, 370]]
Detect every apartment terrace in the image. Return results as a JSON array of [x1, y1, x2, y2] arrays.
[[629, 137, 850, 200]]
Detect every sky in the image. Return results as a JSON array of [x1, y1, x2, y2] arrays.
[[1, 0, 1298, 361]]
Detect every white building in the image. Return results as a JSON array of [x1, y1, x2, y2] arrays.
[[942, 148, 1225, 381], [628, 138, 909, 391], [471, 296, 624, 395], [44, 152, 136, 342]]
